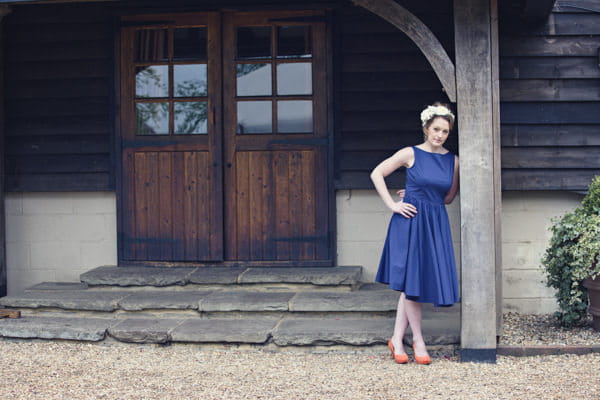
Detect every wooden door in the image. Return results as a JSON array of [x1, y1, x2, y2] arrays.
[[120, 14, 223, 262], [223, 12, 331, 265]]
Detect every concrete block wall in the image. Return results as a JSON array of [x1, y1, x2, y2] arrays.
[[336, 190, 583, 314], [5, 192, 117, 295]]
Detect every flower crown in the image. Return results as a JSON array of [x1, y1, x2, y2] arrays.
[[420, 105, 455, 127]]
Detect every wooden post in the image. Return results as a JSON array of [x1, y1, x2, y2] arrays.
[[0, 5, 10, 298], [454, 0, 501, 363]]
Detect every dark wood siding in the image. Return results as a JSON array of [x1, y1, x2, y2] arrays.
[[499, 0, 600, 191], [333, 1, 456, 190], [3, 3, 114, 191]]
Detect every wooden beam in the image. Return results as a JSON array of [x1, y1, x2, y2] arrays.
[[454, 0, 501, 363], [0, 5, 10, 297], [351, 0, 456, 102]]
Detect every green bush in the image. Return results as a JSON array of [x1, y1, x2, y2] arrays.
[[541, 176, 600, 327]]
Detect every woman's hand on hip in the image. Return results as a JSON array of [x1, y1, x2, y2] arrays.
[[390, 200, 417, 218]]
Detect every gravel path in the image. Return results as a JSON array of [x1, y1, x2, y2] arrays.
[[1, 313, 599, 400], [0, 340, 598, 399], [501, 313, 600, 346]]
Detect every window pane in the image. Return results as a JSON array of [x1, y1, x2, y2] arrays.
[[175, 102, 208, 134], [277, 100, 312, 133], [277, 26, 312, 58], [276, 63, 312, 95], [174, 64, 207, 97], [136, 66, 169, 98], [237, 63, 272, 97], [237, 101, 272, 134], [135, 29, 168, 62], [237, 27, 271, 59], [136, 102, 169, 135], [174, 27, 207, 60]]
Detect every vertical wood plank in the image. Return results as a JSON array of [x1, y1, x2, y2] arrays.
[[249, 151, 264, 259], [133, 152, 148, 260], [235, 151, 250, 260], [454, 0, 499, 362], [274, 151, 290, 260], [262, 152, 275, 260], [146, 152, 160, 260], [183, 151, 199, 260], [288, 151, 303, 260], [197, 152, 210, 260], [158, 152, 173, 260], [301, 151, 317, 260], [172, 151, 185, 260]]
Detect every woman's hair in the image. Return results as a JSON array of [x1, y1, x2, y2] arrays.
[[421, 102, 455, 131]]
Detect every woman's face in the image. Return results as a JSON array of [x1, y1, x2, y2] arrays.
[[424, 117, 451, 147]]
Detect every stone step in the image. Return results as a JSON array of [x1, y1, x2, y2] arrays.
[[0, 287, 401, 314], [79, 266, 363, 289], [0, 314, 460, 346]]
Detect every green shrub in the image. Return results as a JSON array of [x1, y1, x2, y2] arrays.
[[541, 176, 600, 327]]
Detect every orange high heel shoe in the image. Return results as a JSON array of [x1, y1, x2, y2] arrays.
[[388, 339, 409, 364], [412, 344, 431, 365]]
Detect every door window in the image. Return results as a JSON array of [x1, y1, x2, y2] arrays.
[[235, 25, 314, 135], [133, 26, 209, 135]]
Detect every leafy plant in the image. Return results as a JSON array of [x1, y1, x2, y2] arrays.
[[542, 176, 600, 327]]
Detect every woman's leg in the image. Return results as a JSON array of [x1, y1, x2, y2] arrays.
[[391, 293, 409, 355], [405, 299, 429, 357]]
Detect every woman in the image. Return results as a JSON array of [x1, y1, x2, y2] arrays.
[[370, 103, 460, 365]]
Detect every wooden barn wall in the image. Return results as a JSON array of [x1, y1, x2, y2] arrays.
[[498, 0, 600, 191], [3, 3, 115, 192], [333, 1, 455, 190]]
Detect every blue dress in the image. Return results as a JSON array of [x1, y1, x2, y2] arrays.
[[375, 146, 460, 307]]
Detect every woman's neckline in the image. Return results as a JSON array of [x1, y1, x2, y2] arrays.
[[414, 145, 450, 155]]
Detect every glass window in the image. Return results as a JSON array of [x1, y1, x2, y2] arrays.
[[277, 100, 312, 133], [174, 102, 208, 134], [136, 102, 169, 135], [277, 26, 312, 58], [174, 64, 208, 97], [276, 63, 312, 95], [237, 27, 272, 59], [236, 63, 272, 97], [135, 66, 169, 98], [135, 29, 168, 62], [237, 101, 272, 134], [174, 27, 207, 60]]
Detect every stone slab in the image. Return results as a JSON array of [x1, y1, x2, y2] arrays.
[[0, 316, 111, 341], [357, 282, 389, 291], [118, 291, 213, 311], [80, 266, 196, 287], [108, 318, 183, 344], [171, 318, 278, 343], [240, 267, 362, 286], [0, 291, 132, 312], [200, 291, 294, 312], [273, 318, 394, 346], [290, 291, 399, 312], [188, 267, 247, 284], [25, 282, 89, 291]]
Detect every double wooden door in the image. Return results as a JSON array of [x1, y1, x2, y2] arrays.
[[119, 11, 331, 265]]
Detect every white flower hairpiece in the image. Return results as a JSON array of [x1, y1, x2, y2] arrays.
[[420, 105, 455, 127]]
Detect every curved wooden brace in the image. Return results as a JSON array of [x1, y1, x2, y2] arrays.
[[352, 0, 457, 102]]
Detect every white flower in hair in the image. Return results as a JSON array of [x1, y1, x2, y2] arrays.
[[420, 105, 455, 127]]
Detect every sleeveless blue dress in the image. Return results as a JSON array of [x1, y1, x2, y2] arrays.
[[375, 146, 460, 307]]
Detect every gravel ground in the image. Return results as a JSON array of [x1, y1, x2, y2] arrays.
[[501, 312, 600, 346], [0, 313, 599, 400]]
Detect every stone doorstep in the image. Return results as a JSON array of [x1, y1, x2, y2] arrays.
[[0, 288, 410, 313], [80, 266, 363, 287], [0, 315, 460, 346]]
